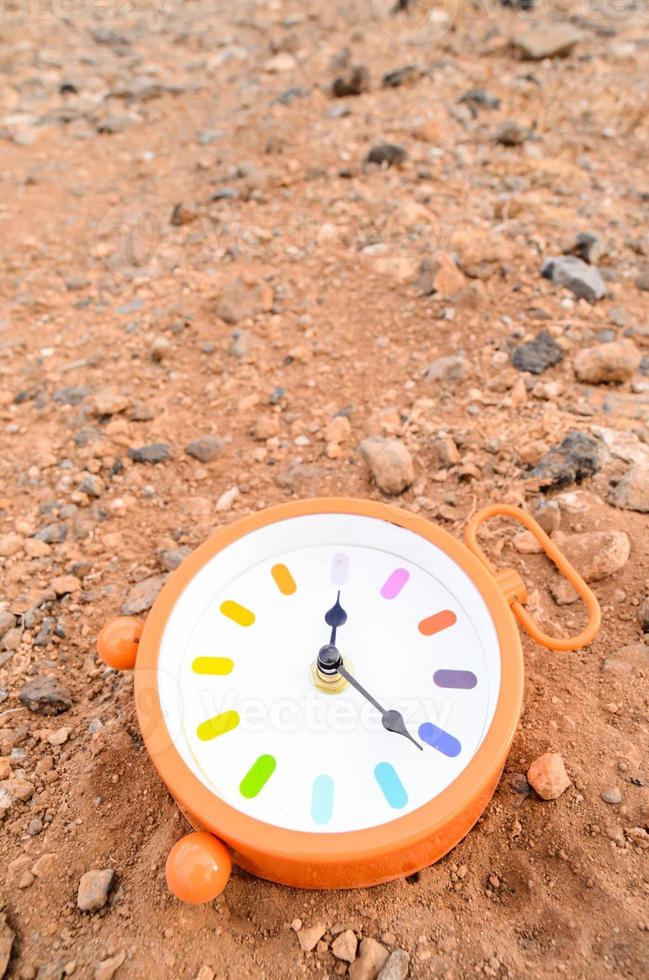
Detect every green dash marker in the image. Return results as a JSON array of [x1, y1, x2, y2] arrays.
[[240, 754, 276, 798]]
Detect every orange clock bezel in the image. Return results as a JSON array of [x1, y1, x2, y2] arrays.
[[134, 497, 523, 889]]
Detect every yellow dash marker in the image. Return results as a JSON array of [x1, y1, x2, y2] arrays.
[[220, 600, 255, 627], [192, 657, 234, 676], [271, 563, 297, 596], [197, 710, 240, 741]]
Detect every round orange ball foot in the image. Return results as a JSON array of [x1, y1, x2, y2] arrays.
[[166, 831, 231, 903], [97, 616, 143, 670]]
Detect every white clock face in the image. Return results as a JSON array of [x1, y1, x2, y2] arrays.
[[157, 514, 501, 833]]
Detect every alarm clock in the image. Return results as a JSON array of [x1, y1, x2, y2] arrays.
[[97, 498, 600, 903]]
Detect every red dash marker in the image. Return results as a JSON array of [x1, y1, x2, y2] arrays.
[[418, 609, 457, 636]]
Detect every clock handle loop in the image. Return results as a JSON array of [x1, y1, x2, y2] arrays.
[[464, 504, 601, 652]]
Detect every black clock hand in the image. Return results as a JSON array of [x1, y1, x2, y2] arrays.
[[317, 645, 422, 751], [324, 591, 347, 646]]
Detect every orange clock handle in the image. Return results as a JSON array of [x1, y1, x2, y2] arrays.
[[464, 504, 601, 652]]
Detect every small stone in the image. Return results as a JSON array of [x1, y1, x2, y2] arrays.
[[253, 414, 280, 441], [332, 65, 369, 97], [325, 415, 351, 445], [513, 530, 542, 554], [349, 938, 389, 980], [529, 431, 600, 488], [635, 270, 649, 291], [80, 474, 104, 498], [332, 930, 358, 963], [0, 610, 17, 639], [216, 274, 273, 324], [194, 968, 214, 980], [77, 868, 115, 911], [534, 499, 561, 533], [19, 675, 72, 714], [1, 776, 35, 801], [382, 65, 420, 88], [608, 463, 649, 512], [0, 759, 10, 780], [638, 597, 649, 632], [527, 752, 570, 800], [92, 389, 129, 416], [603, 642, 649, 674], [514, 24, 581, 60], [512, 331, 564, 375], [365, 144, 408, 167], [216, 486, 239, 511], [425, 354, 470, 383], [290, 918, 302, 932], [122, 575, 165, 615], [414, 254, 465, 297], [574, 340, 641, 384], [160, 547, 192, 572], [365, 406, 401, 437], [94, 950, 125, 980], [297, 923, 326, 952], [0, 532, 24, 557], [564, 232, 607, 266], [377, 950, 409, 980], [128, 443, 172, 464], [0, 913, 14, 978], [554, 529, 630, 582], [358, 437, 414, 495], [150, 336, 172, 362], [541, 255, 606, 303], [550, 579, 579, 605], [431, 434, 460, 467], [185, 435, 223, 463], [51, 575, 81, 597], [264, 52, 296, 73], [170, 203, 197, 226], [32, 852, 57, 877], [601, 787, 622, 805], [1, 627, 22, 652], [494, 120, 528, 146]]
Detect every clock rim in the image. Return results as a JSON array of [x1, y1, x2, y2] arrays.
[[134, 496, 523, 883]]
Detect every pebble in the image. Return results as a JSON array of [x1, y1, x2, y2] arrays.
[[527, 752, 571, 800], [169, 204, 197, 227], [514, 24, 581, 60], [529, 430, 600, 487], [541, 255, 606, 303], [160, 547, 192, 571], [264, 52, 296, 73], [19, 675, 72, 714], [574, 340, 641, 384], [494, 120, 528, 146], [332, 65, 369, 97], [150, 336, 172, 361], [608, 462, 649, 512], [425, 354, 470, 383], [601, 787, 622, 805], [128, 443, 172, 464], [603, 642, 649, 674], [77, 868, 115, 911], [553, 529, 630, 582], [358, 437, 414, 494], [377, 950, 409, 980], [51, 575, 81, 596], [365, 144, 407, 167], [0, 913, 14, 977], [122, 574, 165, 615], [94, 950, 125, 980], [349, 938, 389, 980], [216, 273, 273, 324], [92, 389, 129, 416], [216, 486, 239, 511], [636, 271, 649, 291], [550, 579, 578, 605], [0, 611, 16, 639], [0, 532, 24, 557], [638, 597, 649, 632], [512, 331, 564, 375], [297, 923, 326, 952], [194, 968, 215, 980], [564, 232, 607, 266], [534, 499, 561, 533], [332, 930, 358, 962], [185, 435, 224, 463]]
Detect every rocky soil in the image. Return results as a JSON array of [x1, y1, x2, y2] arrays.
[[1, 0, 649, 977]]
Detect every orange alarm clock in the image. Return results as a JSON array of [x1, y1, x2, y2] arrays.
[[97, 498, 600, 903]]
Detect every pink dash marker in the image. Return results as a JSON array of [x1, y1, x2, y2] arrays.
[[381, 568, 410, 599]]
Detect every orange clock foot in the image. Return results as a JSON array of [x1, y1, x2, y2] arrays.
[[97, 616, 144, 670], [166, 831, 231, 903]]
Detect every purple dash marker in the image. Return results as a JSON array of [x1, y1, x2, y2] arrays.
[[331, 553, 349, 586], [419, 722, 462, 758], [380, 568, 409, 600], [433, 669, 477, 690]]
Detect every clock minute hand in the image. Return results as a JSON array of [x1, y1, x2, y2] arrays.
[[336, 662, 423, 751]]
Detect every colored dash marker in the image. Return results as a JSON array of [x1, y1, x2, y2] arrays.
[[196, 710, 239, 742], [311, 774, 334, 826], [418, 609, 457, 636], [374, 762, 408, 809], [331, 553, 349, 586], [240, 754, 276, 799], [220, 600, 255, 627], [433, 669, 477, 690], [271, 563, 297, 595], [418, 722, 461, 758], [192, 657, 234, 676], [381, 567, 409, 599]]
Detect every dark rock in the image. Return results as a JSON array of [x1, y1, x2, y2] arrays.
[[35, 523, 68, 544], [128, 443, 172, 464], [541, 255, 606, 302], [494, 120, 528, 146], [638, 597, 649, 632], [636, 270, 649, 291], [211, 187, 239, 201], [19, 675, 72, 714], [272, 86, 309, 105], [564, 232, 606, 265], [184, 435, 223, 463], [382, 65, 420, 88], [512, 331, 564, 374], [529, 430, 601, 487], [365, 143, 408, 167], [160, 547, 192, 572], [52, 385, 90, 405], [459, 89, 501, 112], [332, 65, 369, 98]]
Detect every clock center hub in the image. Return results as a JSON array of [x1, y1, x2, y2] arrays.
[[312, 644, 350, 695]]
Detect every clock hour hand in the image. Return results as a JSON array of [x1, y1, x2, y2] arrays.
[[324, 591, 347, 646], [332, 657, 423, 751]]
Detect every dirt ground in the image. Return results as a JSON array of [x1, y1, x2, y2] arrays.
[[1, 0, 648, 977]]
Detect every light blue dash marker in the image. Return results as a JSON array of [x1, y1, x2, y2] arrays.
[[311, 774, 334, 825], [418, 722, 462, 758], [374, 762, 408, 809]]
